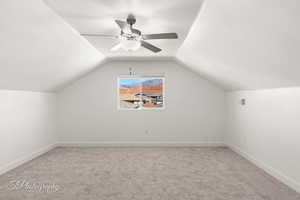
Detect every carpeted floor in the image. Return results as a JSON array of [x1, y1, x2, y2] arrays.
[[0, 147, 299, 200]]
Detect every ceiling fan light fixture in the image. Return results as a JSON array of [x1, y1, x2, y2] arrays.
[[120, 36, 141, 51]]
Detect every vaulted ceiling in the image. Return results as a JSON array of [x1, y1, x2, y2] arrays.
[[177, 0, 300, 90], [0, 0, 105, 92], [44, 0, 204, 57], [1, 0, 300, 91]]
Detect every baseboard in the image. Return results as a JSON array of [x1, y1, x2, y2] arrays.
[[0, 143, 57, 176], [228, 144, 300, 193], [57, 141, 226, 147]]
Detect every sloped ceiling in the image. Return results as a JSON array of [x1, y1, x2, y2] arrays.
[[0, 0, 105, 92], [1, 0, 300, 92], [44, 0, 204, 58], [177, 0, 300, 90]]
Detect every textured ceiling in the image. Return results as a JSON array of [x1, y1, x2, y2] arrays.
[[44, 0, 204, 57], [177, 0, 300, 90]]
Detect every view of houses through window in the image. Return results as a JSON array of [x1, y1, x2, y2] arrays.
[[118, 77, 164, 110]]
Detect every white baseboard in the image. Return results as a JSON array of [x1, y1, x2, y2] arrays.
[[57, 141, 226, 147], [228, 144, 300, 193], [0, 143, 57, 176]]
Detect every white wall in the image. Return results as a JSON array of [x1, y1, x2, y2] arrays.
[[57, 60, 226, 145], [226, 88, 300, 192], [0, 90, 57, 174]]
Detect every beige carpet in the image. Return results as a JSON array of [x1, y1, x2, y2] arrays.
[[0, 147, 299, 200]]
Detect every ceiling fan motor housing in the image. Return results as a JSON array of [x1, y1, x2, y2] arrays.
[[127, 14, 136, 26], [131, 28, 141, 36]]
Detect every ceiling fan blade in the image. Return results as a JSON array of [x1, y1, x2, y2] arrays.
[[115, 20, 128, 30], [81, 34, 118, 39], [111, 43, 122, 51], [142, 33, 178, 40], [141, 41, 161, 53]]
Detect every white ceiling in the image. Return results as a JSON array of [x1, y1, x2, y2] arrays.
[[44, 0, 204, 57], [0, 0, 105, 92], [1, 0, 300, 92], [177, 0, 300, 90]]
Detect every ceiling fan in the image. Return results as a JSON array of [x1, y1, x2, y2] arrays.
[[81, 14, 178, 53]]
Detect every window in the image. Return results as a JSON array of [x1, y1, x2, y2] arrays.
[[118, 77, 165, 110]]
